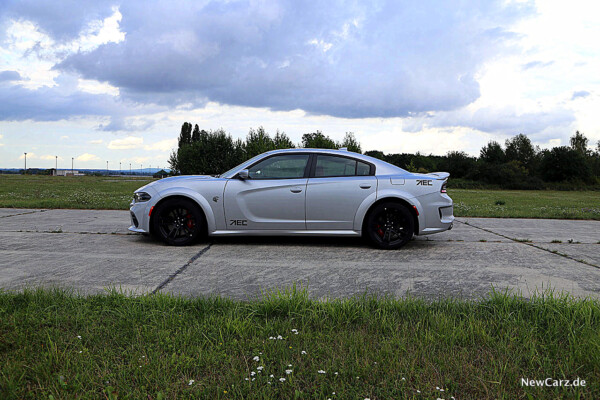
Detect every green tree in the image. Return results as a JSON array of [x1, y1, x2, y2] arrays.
[[302, 131, 338, 149], [245, 127, 275, 158], [479, 141, 505, 164], [540, 146, 591, 182], [440, 151, 477, 179], [364, 150, 385, 160], [340, 132, 362, 153], [273, 130, 295, 149], [570, 130, 590, 155], [505, 133, 537, 171], [178, 122, 192, 147]]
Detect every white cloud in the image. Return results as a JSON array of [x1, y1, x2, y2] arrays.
[[60, 135, 69, 140], [89, 139, 103, 144], [107, 136, 143, 149], [76, 153, 100, 162], [39, 155, 63, 160], [19, 152, 36, 159], [132, 156, 151, 164], [144, 138, 177, 152]]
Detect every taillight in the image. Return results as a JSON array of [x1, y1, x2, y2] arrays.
[[441, 181, 447, 193]]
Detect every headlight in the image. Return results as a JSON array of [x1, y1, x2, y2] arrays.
[[133, 192, 152, 202]]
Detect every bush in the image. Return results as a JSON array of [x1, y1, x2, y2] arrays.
[[540, 146, 591, 182]]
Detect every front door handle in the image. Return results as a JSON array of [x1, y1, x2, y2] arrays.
[[290, 187, 303, 193], [359, 184, 372, 189]]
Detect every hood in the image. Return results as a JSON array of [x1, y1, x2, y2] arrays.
[[135, 175, 216, 192]]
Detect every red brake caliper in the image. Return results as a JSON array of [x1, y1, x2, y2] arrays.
[[186, 213, 194, 229], [376, 224, 384, 237]]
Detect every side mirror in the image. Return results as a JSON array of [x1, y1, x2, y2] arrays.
[[237, 169, 249, 180]]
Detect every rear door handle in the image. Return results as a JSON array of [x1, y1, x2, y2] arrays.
[[359, 184, 372, 189], [290, 187, 303, 193]]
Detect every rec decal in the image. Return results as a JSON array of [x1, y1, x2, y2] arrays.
[[416, 179, 433, 186]]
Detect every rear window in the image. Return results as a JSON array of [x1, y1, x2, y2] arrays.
[[315, 155, 372, 177]]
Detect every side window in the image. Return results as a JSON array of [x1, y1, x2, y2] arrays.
[[248, 154, 309, 179], [356, 161, 371, 176], [315, 155, 359, 177]]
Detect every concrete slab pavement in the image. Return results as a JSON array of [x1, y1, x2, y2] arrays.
[[0, 209, 599, 300]]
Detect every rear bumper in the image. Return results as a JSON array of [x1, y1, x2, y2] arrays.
[[415, 193, 454, 235]]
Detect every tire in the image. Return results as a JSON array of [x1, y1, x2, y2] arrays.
[[151, 198, 205, 246], [365, 202, 415, 250]]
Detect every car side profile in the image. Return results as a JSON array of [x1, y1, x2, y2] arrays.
[[129, 149, 454, 249]]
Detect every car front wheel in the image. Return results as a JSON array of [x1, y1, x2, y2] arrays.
[[365, 202, 414, 250], [152, 198, 204, 246]]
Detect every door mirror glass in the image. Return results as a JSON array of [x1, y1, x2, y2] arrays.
[[238, 169, 249, 179]]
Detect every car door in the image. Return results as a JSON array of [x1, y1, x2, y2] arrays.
[[224, 153, 310, 230], [306, 154, 376, 230]]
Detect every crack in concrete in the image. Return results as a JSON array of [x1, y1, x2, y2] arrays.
[[152, 244, 212, 294], [457, 220, 600, 269], [0, 209, 48, 218]]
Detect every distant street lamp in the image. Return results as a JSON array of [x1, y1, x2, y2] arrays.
[[55, 155, 58, 170], [129, 163, 132, 175], [71, 157, 74, 175], [106, 161, 109, 175], [119, 162, 121, 175], [24, 152, 27, 174]]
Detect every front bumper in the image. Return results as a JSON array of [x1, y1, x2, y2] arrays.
[[129, 201, 151, 234]]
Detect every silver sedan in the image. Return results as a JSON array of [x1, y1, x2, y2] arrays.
[[129, 148, 453, 249]]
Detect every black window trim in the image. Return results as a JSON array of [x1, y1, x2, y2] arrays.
[[239, 152, 313, 180], [308, 153, 376, 178]]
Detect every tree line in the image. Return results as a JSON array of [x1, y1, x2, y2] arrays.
[[168, 123, 360, 175], [169, 123, 600, 189]]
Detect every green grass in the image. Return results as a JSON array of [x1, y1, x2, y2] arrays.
[[0, 287, 598, 399], [0, 175, 153, 209], [1, 175, 599, 220], [450, 189, 600, 220]]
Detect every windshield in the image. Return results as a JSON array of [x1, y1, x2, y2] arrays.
[[219, 153, 265, 178]]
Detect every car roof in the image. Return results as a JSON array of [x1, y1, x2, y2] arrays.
[[256, 148, 405, 175]]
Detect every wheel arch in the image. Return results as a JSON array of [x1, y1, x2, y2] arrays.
[[360, 196, 420, 236], [149, 193, 212, 236]]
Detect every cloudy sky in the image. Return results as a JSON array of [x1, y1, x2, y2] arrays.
[[0, 0, 598, 169]]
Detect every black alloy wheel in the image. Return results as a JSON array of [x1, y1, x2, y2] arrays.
[[365, 202, 414, 250], [152, 198, 204, 246]]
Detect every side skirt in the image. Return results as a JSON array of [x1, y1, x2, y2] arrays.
[[209, 229, 362, 237]]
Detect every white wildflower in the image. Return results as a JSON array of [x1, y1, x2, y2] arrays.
[[270, 374, 274, 378], [253, 356, 260, 362], [77, 335, 81, 339], [257, 366, 263, 371], [251, 372, 256, 376], [188, 379, 195, 386], [288, 364, 292, 367], [285, 369, 292, 375], [301, 351, 307, 355], [277, 335, 283, 340], [318, 370, 326, 374], [291, 329, 298, 334], [279, 377, 286, 382]]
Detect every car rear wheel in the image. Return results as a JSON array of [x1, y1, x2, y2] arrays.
[[365, 202, 414, 250], [152, 198, 204, 246]]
